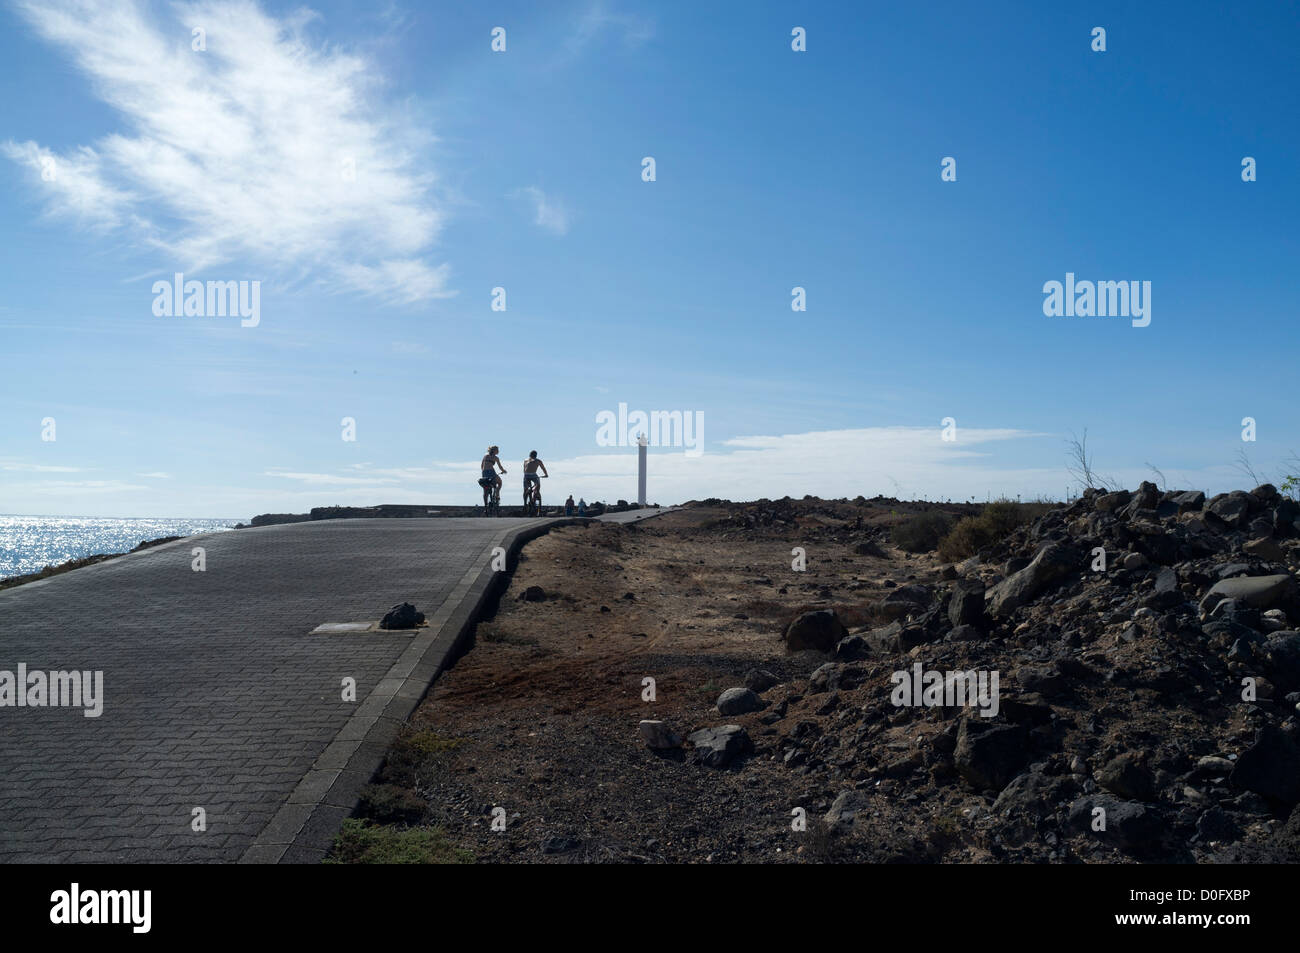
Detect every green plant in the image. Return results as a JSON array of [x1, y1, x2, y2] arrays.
[[404, 730, 465, 756], [326, 818, 472, 864], [357, 783, 428, 825], [375, 729, 466, 787], [891, 512, 953, 553], [937, 500, 1056, 562]]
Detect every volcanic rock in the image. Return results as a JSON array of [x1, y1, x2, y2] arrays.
[[783, 609, 847, 652]]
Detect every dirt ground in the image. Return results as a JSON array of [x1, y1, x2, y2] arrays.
[[380, 500, 985, 862]]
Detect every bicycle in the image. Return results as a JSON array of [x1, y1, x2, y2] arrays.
[[523, 474, 545, 517], [479, 477, 502, 517]]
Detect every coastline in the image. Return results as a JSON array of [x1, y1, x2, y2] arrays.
[[0, 504, 648, 591], [0, 533, 184, 592]]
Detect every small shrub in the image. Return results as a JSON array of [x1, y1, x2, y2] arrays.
[[403, 730, 465, 757], [378, 729, 466, 787], [937, 500, 1055, 562], [326, 819, 471, 864], [891, 512, 954, 553], [357, 783, 428, 825]]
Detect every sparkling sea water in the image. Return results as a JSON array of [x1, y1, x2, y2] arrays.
[[0, 515, 239, 580]]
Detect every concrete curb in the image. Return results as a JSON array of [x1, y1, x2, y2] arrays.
[[239, 516, 588, 864]]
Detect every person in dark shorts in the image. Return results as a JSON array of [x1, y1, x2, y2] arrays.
[[522, 451, 548, 504]]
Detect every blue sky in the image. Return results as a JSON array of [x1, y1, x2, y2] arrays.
[[1, 0, 1297, 518]]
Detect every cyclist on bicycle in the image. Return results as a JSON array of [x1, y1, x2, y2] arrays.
[[522, 451, 548, 505], [480, 445, 506, 505]]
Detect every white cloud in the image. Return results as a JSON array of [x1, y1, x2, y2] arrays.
[[264, 469, 401, 487], [0, 141, 134, 229], [336, 261, 456, 304], [533, 427, 1235, 504], [569, 1, 655, 53], [513, 186, 569, 235], [0, 462, 84, 473], [5, 0, 449, 304], [253, 428, 1076, 505], [6, 480, 151, 494], [136, 472, 172, 479]]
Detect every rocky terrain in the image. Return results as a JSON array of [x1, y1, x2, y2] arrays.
[[340, 488, 1300, 863]]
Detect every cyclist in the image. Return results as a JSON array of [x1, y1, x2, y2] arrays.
[[522, 451, 548, 507], [480, 445, 506, 505]]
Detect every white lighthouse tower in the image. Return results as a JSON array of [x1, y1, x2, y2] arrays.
[[637, 432, 647, 505]]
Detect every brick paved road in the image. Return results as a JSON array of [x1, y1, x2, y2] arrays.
[[0, 517, 545, 863]]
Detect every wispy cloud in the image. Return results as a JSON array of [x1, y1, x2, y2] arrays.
[[568, 1, 655, 53], [0, 462, 84, 473], [136, 472, 172, 479], [0, 141, 134, 230], [264, 469, 402, 487], [4, 0, 451, 304], [5, 479, 151, 495], [512, 186, 569, 235]]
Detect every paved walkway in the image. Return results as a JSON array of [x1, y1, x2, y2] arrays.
[[0, 517, 556, 862]]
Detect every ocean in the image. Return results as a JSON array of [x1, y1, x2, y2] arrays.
[[0, 515, 239, 581]]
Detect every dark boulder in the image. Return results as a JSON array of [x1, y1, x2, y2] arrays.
[[716, 687, 765, 716], [986, 542, 1080, 617], [1200, 574, 1297, 615], [948, 578, 987, 628], [1068, 795, 1161, 849], [1170, 490, 1205, 513], [1098, 752, 1155, 802], [878, 584, 933, 621], [687, 725, 753, 768], [954, 718, 1029, 791], [833, 635, 871, 661], [1206, 491, 1252, 529], [1263, 632, 1300, 691], [783, 609, 847, 652], [1231, 725, 1300, 807], [1275, 498, 1298, 537]]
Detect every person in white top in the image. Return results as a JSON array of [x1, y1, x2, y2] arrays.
[[480, 445, 506, 505]]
